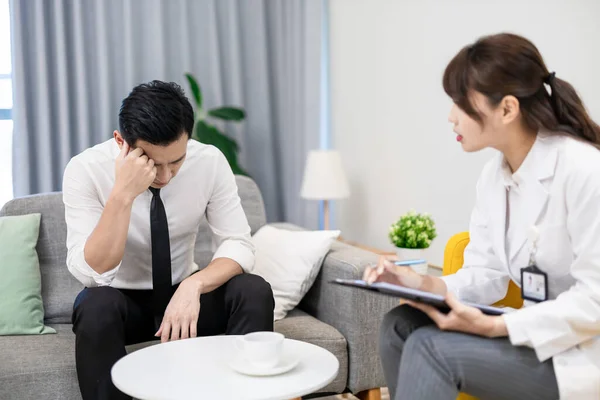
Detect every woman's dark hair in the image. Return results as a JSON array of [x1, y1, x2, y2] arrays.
[[443, 33, 600, 147], [119, 80, 194, 146]]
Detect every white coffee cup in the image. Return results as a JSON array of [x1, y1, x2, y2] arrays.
[[236, 332, 284, 369]]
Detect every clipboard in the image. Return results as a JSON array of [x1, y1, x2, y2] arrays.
[[330, 279, 505, 316]]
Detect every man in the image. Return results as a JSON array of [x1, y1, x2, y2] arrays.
[[63, 80, 274, 400]]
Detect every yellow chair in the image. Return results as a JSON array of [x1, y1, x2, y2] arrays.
[[443, 232, 523, 400]]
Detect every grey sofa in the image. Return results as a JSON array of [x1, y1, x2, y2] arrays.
[[0, 176, 398, 400]]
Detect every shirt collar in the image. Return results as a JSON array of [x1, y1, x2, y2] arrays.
[[501, 133, 542, 189], [501, 159, 519, 189]]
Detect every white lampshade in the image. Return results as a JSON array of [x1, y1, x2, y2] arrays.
[[300, 150, 350, 200]]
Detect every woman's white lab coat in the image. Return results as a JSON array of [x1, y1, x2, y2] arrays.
[[443, 132, 600, 399]]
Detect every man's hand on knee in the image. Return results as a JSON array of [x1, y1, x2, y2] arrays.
[[155, 280, 201, 343]]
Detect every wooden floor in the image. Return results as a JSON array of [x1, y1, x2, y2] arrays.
[[320, 388, 389, 400]]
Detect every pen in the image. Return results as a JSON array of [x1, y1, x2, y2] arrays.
[[394, 259, 426, 266]]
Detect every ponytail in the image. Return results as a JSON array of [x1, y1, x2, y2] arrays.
[[546, 74, 600, 147]]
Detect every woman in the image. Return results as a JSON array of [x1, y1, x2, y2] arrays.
[[365, 33, 600, 400]]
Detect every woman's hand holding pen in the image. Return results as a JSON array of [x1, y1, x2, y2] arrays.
[[362, 255, 448, 296]]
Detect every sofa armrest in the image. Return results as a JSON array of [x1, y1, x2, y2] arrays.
[[269, 223, 398, 393], [302, 240, 398, 393]]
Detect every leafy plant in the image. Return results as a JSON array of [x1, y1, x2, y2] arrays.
[[185, 73, 249, 176], [389, 210, 437, 249]]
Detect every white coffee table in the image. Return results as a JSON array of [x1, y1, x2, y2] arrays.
[[111, 335, 339, 400]]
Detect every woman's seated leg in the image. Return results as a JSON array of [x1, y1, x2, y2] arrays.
[[379, 304, 435, 397], [394, 325, 559, 400]]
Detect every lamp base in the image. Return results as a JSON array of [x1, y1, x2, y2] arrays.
[[323, 199, 330, 230]]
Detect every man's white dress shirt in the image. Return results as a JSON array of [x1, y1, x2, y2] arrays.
[[62, 139, 255, 289]]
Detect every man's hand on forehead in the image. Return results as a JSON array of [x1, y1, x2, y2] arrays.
[[113, 141, 158, 201]]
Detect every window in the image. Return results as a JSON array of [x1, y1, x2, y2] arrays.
[[0, 0, 13, 208]]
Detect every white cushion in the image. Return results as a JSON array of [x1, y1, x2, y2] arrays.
[[251, 225, 340, 320]]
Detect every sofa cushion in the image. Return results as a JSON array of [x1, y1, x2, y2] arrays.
[[0, 194, 83, 324], [0, 324, 75, 377], [0, 213, 55, 335], [252, 225, 341, 320], [0, 324, 80, 400], [0, 325, 172, 382]]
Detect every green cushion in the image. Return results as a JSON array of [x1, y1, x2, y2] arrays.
[[0, 213, 55, 335]]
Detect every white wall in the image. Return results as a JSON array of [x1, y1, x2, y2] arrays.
[[330, 0, 600, 266]]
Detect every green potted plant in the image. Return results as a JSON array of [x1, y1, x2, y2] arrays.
[[185, 73, 250, 176], [388, 210, 437, 274]]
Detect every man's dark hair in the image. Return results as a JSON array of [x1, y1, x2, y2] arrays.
[[119, 80, 194, 146]]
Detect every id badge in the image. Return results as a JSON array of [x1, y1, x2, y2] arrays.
[[520, 265, 548, 302]]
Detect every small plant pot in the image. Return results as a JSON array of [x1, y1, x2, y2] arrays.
[[396, 247, 428, 275]]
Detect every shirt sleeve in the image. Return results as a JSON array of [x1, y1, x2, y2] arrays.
[[441, 166, 511, 305], [63, 158, 120, 287], [206, 150, 256, 272]]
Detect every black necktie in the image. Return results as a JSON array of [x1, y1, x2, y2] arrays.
[[149, 187, 172, 327]]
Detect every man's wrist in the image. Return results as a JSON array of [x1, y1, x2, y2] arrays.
[[183, 273, 205, 295], [108, 187, 135, 207]]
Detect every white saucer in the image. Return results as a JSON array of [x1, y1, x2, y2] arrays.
[[229, 353, 300, 376]]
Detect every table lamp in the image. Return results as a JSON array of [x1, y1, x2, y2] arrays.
[[300, 150, 350, 230]]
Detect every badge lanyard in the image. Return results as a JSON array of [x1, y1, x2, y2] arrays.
[[520, 226, 549, 302]]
